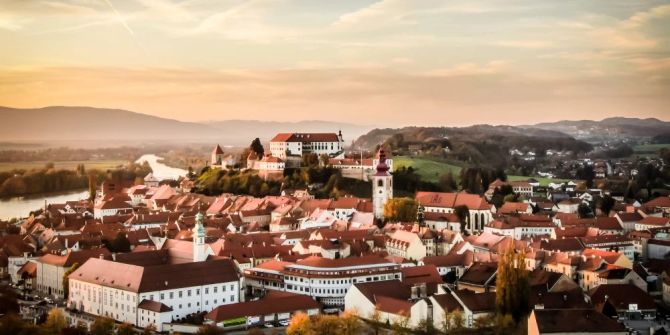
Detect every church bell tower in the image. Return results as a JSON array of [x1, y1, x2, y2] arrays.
[[372, 148, 393, 219]]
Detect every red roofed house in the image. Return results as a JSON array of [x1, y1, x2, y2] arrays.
[[415, 192, 494, 234], [269, 131, 344, 159]]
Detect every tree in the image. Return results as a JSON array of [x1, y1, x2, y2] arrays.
[[391, 313, 410, 334], [599, 195, 616, 216], [312, 315, 342, 335], [110, 233, 132, 252], [438, 172, 457, 192], [383, 198, 419, 222], [88, 171, 97, 200], [454, 205, 470, 234], [116, 323, 136, 335], [0, 314, 40, 335], [63, 262, 80, 299], [141, 324, 157, 335], [43, 308, 67, 335], [286, 312, 313, 335], [250, 138, 265, 157], [340, 310, 362, 335], [495, 244, 530, 324], [577, 203, 593, 219], [369, 307, 383, 335], [91, 317, 115, 335]]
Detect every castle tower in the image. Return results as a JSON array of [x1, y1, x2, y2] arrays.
[[211, 144, 224, 167], [372, 148, 393, 219], [193, 212, 207, 262]]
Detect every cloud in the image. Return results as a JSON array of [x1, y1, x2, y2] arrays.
[[624, 4, 670, 28], [495, 40, 552, 49], [427, 61, 510, 77]]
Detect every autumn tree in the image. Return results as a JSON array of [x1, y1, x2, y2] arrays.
[[116, 323, 136, 335], [286, 312, 313, 335], [195, 324, 225, 335], [496, 244, 530, 324], [91, 317, 115, 335], [312, 315, 342, 335], [383, 197, 419, 222], [43, 308, 67, 335], [340, 310, 363, 335]]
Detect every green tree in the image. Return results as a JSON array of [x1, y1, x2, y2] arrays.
[[250, 138, 265, 157], [599, 195, 616, 216], [454, 205, 470, 234], [91, 317, 115, 335], [383, 197, 419, 222], [110, 233, 132, 252], [43, 308, 67, 335], [63, 262, 80, 299], [496, 245, 530, 324], [438, 172, 457, 192]]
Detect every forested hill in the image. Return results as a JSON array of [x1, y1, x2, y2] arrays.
[[527, 117, 670, 139], [352, 125, 592, 167]]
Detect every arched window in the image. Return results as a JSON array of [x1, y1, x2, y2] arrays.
[[480, 213, 485, 229], [377, 179, 384, 187]]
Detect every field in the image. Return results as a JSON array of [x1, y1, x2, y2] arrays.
[[634, 143, 670, 154], [0, 160, 127, 172], [393, 156, 463, 183], [508, 175, 570, 186]]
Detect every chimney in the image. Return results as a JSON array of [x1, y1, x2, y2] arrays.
[[112, 253, 117, 261], [99, 254, 104, 259]]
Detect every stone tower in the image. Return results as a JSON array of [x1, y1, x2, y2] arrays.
[[372, 148, 393, 219]]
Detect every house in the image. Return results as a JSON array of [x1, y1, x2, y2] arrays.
[[451, 290, 496, 327], [344, 280, 432, 328], [614, 212, 643, 233], [205, 291, 320, 328], [386, 230, 427, 261], [589, 284, 657, 320], [636, 217, 670, 231], [415, 192, 493, 233], [528, 309, 626, 335], [457, 262, 497, 293], [143, 173, 160, 188]]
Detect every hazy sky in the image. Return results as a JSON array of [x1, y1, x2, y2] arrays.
[[1, 0, 669, 127]]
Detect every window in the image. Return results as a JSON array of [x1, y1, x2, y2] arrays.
[[187, 290, 191, 297], [169, 292, 173, 299]]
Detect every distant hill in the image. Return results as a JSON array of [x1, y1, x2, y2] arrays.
[[0, 106, 371, 146], [526, 117, 670, 139], [0, 106, 221, 142], [353, 125, 592, 168]]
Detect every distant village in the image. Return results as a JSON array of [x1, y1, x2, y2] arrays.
[[1, 129, 670, 335]]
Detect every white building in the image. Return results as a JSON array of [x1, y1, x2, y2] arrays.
[[269, 132, 344, 159], [67, 257, 241, 330], [244, 255, 402, 308]]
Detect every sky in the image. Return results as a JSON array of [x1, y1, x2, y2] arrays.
[[0, 0, 669, 127]]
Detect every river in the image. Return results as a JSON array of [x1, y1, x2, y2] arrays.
[[0, 154, 187, 220]]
